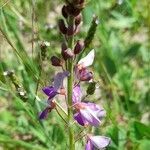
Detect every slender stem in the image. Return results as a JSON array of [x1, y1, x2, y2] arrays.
[[67, 16, 75, 150], [31, 0, 35, 58], [55, 107, 67, 124]]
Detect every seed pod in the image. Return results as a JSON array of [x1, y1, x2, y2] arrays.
[[62, 5, 68, 18], [62, 48, 74, 60], [4, 70, 28, 102], [84, 15, 99, 48], [58, 19, 67, 34], [74, 40, 84, 54], [51, 56, 62, 66], [86, 82, 96, 95], [75, 14, 82, 26], [40, 41, 50, 60]]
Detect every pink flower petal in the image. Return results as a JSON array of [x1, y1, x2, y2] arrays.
[[90, 136, 111, 149], [78, 49, 95, 67]]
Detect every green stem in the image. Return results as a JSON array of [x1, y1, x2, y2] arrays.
[[67, 16, 75, 150]]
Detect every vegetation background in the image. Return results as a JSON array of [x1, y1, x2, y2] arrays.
[[0, 0, 149, 149]]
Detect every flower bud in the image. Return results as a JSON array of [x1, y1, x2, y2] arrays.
[[62, 48, 74, 60], [62, 5, 68, 18], [66, 5, 81, 17], [75, 14, 82, 26], [67, 24, 75, 36], [50, 56, 62, 66], [72, 0, 85, 9], [58, 19, 67, 34], [74, 40, 84, 54], [61, 42, 67, 59]]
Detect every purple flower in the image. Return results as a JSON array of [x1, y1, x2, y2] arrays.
[[74, 102, 106, 127], [73, 84, 82, 104], [75, 49, 95, 82], [78, 49, 95, 68], [42, 71, 69, 102], [75, 67, 93, 81], [39, 71, 69, 120], [39, 101, 56, 120], [72, 83, 105, 126], [42, 86, 58, 100], [85, 135, 111, 150]]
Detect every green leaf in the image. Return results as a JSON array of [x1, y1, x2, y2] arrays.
[[134, 121, 150, 140], [138, 139, 150, 150], [104, 56, 117, 77], [125, 43, 141, 57]]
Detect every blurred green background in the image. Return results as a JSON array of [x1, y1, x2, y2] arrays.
[[0, 0, 149, 149]]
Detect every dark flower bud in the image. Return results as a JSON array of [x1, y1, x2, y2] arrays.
[[72, 0, 85, 9], [62, 5, 68, 18], [66, 5, 81, 17], [86, 82, 96, 95], [75, 14, 82, 26], [61, 42, 67, 59], [51, 56, 62, 66], [62, 48, 74, 60], [58, 19, 67, 34], [74, 40, 84, 54], [67, 24, 75, 36]]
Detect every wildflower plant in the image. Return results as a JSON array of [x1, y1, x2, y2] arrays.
[[39, 0, 111, 149]]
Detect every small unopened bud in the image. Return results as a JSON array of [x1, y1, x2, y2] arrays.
[[61, 42, 67, 59], [74, 40, 84, 54], [62, 48, 74, 60], [75, 14, 82, 26], [72, 0, 85, 9], [58, 19, 67, 34], [86, 82, 96, 95], [51, 56, 62, 66], [62, 5, 68, 18], [67, 25, 75, 36], [66, 5, 81, 17]]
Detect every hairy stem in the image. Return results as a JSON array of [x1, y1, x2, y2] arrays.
[[67, 16, 75, 150]]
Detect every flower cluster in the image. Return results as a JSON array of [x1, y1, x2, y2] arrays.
[[39, 0, 110, 149]]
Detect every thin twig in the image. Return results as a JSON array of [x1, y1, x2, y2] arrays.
[[31, 0, 35, 58], [55, 107, 67, 124]]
